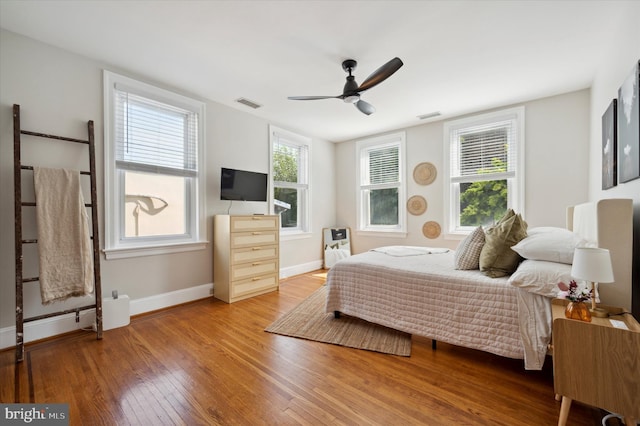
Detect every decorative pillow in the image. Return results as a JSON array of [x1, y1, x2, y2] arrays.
[[511, 227, 590, 264], [508, 259, 572, 297], [479, 210, 528, 278], [454, 226, 485, 270]]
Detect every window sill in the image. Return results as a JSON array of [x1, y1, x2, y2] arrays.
[[443, 232, 468, 241], [103, 241, 208, 260]]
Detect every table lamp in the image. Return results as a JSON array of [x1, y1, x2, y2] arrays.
[[571, 247, 614, 318]]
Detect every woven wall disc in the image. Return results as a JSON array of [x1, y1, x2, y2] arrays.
[[422, 221, 441, 239], [407, 195, 427, 215], [413, 162, 437, 185]]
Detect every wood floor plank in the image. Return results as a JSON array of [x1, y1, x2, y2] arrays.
[[1, 270, 609, 425]]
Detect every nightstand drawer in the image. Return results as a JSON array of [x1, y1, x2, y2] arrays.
[[231, 246, 278, 264], [231, 231, 278, 248], [231, 274, 278, 299], [231, 260, 278, 281], [231, 215, 279, 232]]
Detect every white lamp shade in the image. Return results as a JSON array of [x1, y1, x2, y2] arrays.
[[571, 247, 614, 283]]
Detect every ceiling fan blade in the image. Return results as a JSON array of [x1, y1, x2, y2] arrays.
[[287, 95, 340, 100], [357, 57, 404, 93], [355, 100, 376, 115]]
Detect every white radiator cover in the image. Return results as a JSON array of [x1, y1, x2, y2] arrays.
[[102, 295, 130, 330]]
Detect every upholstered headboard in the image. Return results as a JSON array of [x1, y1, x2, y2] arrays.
[[567, 199, 633, 311]]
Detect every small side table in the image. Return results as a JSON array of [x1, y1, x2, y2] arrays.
[[551, 299, 640, 426]]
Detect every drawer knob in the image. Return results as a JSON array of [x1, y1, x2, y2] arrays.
[[252, 247, 261, 251], [252, 232, 261, 235], [252, 277, 261, 281], [252, 262, 261, 266]]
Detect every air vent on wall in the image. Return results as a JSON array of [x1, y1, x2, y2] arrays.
[[235, 98, 262, 109]]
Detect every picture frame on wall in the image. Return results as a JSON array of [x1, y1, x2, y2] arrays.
[[602, 99, 617, 190], [617, 60, 640, 183]]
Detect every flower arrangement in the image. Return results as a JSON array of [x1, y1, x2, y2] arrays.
[[557, 280, 592, 302]]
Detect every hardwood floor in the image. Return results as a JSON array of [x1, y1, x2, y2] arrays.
[[1, 271, 608, 425]]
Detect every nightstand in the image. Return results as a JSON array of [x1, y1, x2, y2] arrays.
[[551, 299, 640, 426]]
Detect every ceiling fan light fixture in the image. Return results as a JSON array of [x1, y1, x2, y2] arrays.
[[343, 94, 360, 104]]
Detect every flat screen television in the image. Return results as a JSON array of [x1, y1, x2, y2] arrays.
[[220, 167, 268, 202]]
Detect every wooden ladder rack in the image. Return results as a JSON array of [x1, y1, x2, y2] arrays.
[[13, 104, 103, 363]]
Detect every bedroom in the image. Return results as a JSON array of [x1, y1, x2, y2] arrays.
[[1, 1, 639, 424]]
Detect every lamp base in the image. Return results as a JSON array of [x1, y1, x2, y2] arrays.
[[590, 307, 609, 318]]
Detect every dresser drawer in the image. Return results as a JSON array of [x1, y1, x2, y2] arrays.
[[231, 231, 278, 248], [231, 246, 278, 264], [231, 274, 278, 299], [231, 260, 278, 281], [231, 215, 279, 232]]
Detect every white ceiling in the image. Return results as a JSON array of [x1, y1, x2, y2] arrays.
[[0, 1, 633, 142]]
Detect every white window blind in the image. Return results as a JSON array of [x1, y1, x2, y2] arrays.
[[450, 118, 517, 183], [114, 85, 198, 177], [364, 145, 399, 186]]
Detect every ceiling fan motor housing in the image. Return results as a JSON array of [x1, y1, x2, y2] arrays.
[[343, 76, 360, 103]]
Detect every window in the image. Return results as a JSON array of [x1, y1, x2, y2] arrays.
[[356, 132, 406, 235], [269, 125, 310, 235], [103, 71, 206, 259], [443, 107, 524, 236]]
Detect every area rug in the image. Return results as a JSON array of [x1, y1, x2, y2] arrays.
[[265, 286, 411, 356]]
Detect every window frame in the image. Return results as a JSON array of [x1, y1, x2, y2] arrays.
[[356, 132, 407, 236], [103, 70, 207, 259], [269, 125, 311, 238], [443, 106, 525, 238]]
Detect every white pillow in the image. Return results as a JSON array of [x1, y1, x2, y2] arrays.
[[508, 259, 573, 297], [511, 227, 589, 264]]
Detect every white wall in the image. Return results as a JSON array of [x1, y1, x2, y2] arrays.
[[336, 90, 590, 254], [0, 29, 336, 341], [587, 1, 640, 315]]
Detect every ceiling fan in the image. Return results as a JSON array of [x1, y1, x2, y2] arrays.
[[288, 57, 404, 115]]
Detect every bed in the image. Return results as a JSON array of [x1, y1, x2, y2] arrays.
[[325, 199, 633, 370]]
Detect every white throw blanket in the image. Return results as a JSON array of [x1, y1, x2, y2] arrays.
[[34, 167, 94, 304], [370, 246, 450, 256]]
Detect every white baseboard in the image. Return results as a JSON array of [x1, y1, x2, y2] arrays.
[[129, 282, 212, 316], [280, 260, 323, 279], [0, 282, 213, 350]]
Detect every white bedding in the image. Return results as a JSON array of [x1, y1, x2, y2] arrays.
[[325, 247, 552, 370]]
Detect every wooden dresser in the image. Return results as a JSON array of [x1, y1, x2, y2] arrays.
[[213, 215, 279, 303]]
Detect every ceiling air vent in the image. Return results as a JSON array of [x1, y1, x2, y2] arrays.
[[235, 98, 262, 109], [417, 111, 441, 120]]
